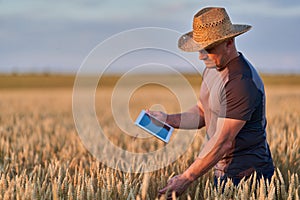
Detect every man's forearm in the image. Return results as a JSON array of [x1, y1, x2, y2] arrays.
[[182, 136, 231, 181], [181, 118, 246, 181], [166, 106, 205, 129]]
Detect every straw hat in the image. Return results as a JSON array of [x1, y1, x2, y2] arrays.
[[178, 7, 252, 52]]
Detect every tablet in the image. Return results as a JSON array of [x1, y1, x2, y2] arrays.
[[134, 110, 174, 143]]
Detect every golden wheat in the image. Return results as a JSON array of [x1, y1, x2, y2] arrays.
[[0, 78, 299, 200]]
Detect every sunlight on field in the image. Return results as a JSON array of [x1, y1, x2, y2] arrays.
[[0, 75, 299, 199]]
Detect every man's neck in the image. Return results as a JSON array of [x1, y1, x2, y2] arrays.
[[217, 50, 239, 71]]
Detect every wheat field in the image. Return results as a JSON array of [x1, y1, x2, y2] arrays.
[[0, 75, 299, 200]]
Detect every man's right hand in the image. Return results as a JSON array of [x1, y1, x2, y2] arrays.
[[146, 110, 168, 124]]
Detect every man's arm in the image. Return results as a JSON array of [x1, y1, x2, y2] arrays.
[[158, 118, 245, 198], [182, 118, 245, 180], [148, 102, 205, 129]]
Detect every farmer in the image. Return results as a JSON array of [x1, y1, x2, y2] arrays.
[[148, 7, 274, 199]]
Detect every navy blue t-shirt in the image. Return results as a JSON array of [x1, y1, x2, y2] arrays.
[[199, 53, 274, 178]]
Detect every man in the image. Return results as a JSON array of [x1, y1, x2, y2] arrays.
[[148, 7, 274, 199]]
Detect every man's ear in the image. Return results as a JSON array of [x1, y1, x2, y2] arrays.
[[226, 38, 234, 47]]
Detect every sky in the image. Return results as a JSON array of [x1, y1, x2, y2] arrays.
[[1, 0, 300, 74]]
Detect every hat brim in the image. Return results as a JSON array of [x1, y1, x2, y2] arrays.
[[178, 24, 252, 52]]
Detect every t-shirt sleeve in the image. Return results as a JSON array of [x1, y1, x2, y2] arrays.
[[219, 76, 259, 121]]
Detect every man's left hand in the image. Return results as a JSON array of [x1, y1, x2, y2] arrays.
[[158, 174, 192, 199]]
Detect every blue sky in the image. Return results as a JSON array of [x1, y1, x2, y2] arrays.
[[1, 0, 300, 74]]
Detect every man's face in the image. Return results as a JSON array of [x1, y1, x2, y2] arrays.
[[198, 40, 230, 68]]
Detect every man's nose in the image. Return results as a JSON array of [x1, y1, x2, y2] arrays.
[[198, 50, 208, 60]]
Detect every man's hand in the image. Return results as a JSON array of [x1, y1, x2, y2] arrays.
[[158, 174, 192, 200], [146, 110, 168, 123]]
